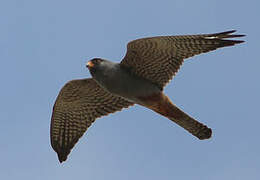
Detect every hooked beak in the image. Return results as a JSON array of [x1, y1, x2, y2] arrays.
[[86, 61, 94, 68]]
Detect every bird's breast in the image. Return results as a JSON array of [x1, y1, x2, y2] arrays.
[[95, 67, 161, 103]]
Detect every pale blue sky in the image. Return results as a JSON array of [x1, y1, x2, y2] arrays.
[[1, 0, 259, 179]]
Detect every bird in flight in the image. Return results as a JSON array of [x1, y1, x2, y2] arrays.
[[50, 30, 245, 163]]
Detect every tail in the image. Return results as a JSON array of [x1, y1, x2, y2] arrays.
[[142, 93, 212, 140], [167, 112, 212, 140]]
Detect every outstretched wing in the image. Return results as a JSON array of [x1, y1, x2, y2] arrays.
[[50, 78, 134, 163], [120, 30, 245, 89]]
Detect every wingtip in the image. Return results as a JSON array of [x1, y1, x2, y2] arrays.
[[58, 153, 68, 163], [204, 30, 246, 47], [215, 30, 246, 39], [235, 40, 245, 44], [50, 140, 69, 163], [226, 29, 246, 36], [222, 30, 236, 34]]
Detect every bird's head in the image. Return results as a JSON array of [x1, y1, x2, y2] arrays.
[[86, 58, 117, 79], [86, 58, 103, 69], [86, 58, 105, 74]]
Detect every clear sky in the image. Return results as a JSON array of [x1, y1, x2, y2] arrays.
[[1, 0, 259, 179]]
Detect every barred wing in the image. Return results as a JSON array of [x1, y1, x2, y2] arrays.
[[121, 30, 244, 88], [50, 78, 134, 163]]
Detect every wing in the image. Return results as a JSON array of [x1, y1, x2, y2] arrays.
[[120, 30, 245, 89], [50, 78, 134, 163]]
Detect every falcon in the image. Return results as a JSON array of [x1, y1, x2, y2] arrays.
[[50, 30, 245, 163]]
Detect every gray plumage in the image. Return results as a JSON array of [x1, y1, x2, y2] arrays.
[[89, 59, 161, 104], [51, 30, 245, 163]]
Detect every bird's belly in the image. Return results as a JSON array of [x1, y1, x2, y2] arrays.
[[102, 73, 161, 103]]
